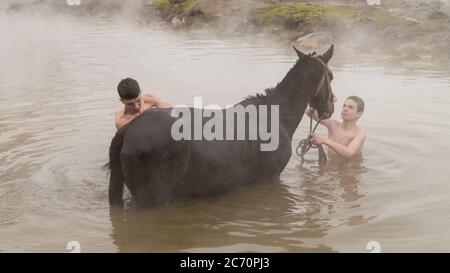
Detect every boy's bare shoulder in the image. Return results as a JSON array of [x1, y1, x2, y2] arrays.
[[115, 108, 124, 118], [142, 92, 156, 100], [356, 126, 367, 138], [325, 118, 340, 129]]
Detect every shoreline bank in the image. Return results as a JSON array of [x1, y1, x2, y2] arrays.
[[4, 0, 450, 66]]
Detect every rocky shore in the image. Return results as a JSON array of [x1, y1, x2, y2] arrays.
[[4, 0, 450, 65]]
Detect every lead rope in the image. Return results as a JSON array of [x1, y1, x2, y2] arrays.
[[296, 109, 327, 165]]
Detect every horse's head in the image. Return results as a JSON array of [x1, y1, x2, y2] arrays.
[[294, 45, 335, 120]]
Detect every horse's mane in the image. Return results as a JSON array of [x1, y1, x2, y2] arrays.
[[243, 87, 276, 102]]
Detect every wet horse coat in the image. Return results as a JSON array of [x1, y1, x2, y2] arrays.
[[109, 46, 335, 207]]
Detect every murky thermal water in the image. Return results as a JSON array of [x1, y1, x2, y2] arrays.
[[1, 14, 450, 252]]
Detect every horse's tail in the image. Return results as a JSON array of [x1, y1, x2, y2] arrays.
[[108, 127, 126, 207]]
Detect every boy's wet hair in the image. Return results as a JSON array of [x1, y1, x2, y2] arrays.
[[118, 78, 141, 100], [346, 96, 365, 113]]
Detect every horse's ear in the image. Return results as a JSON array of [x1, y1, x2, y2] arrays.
[[319, 44, 334, 64], [293, 46, 306, 59]]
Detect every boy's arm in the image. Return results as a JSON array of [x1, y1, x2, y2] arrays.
[[115, 111, 123, 130], [142, 93, 172, 108], [305, 106, 336, 129], [312, 129, 366, 159]]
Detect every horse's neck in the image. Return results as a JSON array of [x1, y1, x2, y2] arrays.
[[271, 69, 315, 138]]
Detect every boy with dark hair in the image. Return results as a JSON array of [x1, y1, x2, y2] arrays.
[[115, 78, 171, 130]]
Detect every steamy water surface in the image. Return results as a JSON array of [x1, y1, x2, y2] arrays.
[[1, 14, 450, 252]]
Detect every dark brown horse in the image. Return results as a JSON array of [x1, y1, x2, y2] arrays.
[[108, 45, 335, 207]]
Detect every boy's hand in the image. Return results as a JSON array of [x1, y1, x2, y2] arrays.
[[308, 133, 328, 145]]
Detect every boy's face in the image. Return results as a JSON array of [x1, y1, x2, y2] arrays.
[[340, 99, 362, 121], [121, 95, 142, 112]]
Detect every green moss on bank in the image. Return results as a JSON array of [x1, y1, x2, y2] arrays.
[[254, 3, 359, 26], [154, 0, 199, 14]]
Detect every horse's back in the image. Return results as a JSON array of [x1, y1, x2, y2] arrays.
[[121, 108, 176, 156]]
